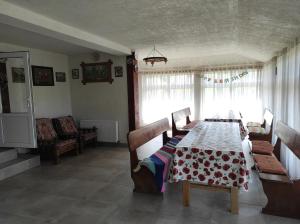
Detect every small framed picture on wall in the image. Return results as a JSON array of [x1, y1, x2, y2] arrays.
[[114, 66, 123, 77], [55, 72, 66, 82], [72, 69, 79, 79], [31, 65, 54, 86]]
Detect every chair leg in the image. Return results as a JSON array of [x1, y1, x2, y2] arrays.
[[79, 141, 84, 153], [75, 144, 80, 155], [54, 150, 60, 164], [93, 138, 98, 147]]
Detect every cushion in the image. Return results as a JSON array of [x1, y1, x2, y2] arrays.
[[57, 116, 78, 135], [252, 141, 273, 155], [247, 122, 261, 127], [182, 120, 198, 130], [254, 154, 287, 175], [55, 139, 77, 151], [248, 126, 266, 134], [36, 118, 57, 141]]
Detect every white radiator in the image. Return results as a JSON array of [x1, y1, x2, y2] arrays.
[[80, 120, 119, 143]]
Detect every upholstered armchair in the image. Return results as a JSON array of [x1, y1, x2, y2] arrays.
[[52, 116, 97, 152], [36, 118, 79, 163]]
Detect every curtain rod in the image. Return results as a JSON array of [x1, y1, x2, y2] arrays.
[[139, 63, 263, 74]]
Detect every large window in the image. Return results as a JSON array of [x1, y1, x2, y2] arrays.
[[197, 68, 263, 122], [139, 67, 263, 125], [139, 71, 194, 125]]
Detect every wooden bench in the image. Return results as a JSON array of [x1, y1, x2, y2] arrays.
[[253, 121, 300, 219], [127, 118, 170, 193], [171, 107, 198, 137]]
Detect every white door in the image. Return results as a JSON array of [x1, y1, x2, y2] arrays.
[[0, 51, 37, 148]]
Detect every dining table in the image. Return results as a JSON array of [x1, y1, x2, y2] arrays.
[[204, 111, 248, 140], [168, 121, 250, 214]]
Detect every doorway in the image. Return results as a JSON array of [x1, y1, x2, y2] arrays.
[[0, 62, 11, 113], [0, 52, 37, 148]]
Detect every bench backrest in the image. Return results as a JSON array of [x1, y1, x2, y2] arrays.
[[275, 121, 300, 160], [264, 109, 274, 134], [127, 118, 169, 169]]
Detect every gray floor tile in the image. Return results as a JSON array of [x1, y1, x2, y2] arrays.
[[0, 146, 298, 224]]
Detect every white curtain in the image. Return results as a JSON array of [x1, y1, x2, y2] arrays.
[[272, 42, 300, 179], [139, 71, 194, 125], [195, 68, 263, 122], [261, 60, 276, 111]]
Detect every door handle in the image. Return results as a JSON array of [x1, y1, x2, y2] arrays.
[[26, 98, 31, 108]]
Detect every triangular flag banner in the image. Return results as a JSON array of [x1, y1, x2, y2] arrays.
[[200, 71, 248, 83]]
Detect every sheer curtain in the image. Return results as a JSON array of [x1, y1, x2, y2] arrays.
[[272, 42, 300, 179], [139, 71, 194, 125], [195, 68, 263, 122], [261, 60, 276, 111]]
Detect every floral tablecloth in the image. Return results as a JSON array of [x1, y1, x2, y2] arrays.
[[168, 122, 250, 190], [204, 118, 248, 140]]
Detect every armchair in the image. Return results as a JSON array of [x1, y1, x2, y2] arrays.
[[36, 118, 79, 163], [52, 116, 97, 152]]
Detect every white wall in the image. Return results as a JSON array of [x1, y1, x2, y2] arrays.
[[0, 42, 72, 118], [69, 52, 129, 143]]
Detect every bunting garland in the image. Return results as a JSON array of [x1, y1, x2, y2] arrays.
[[200, 71, 248, 83]]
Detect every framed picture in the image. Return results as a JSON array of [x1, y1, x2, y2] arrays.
[[72, 69, 79, 79], [80, 60, 113, 84], [114, 66, 123, 77], [55, 72, 66, 82], [31, 66, 54, 86], [12, 67, 25, 83]]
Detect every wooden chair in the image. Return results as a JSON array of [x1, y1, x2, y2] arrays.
[[248, 109, 273, 143], [127, 118, 170, 193], [171, 107, 198, 137], [254, 121, 300, 219], [52, 116, 97, 152], [36, 118, 79, 163]]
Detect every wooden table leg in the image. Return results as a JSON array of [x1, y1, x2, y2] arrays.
[[230, 187, 239, 214], [183, 180, 190, 207]]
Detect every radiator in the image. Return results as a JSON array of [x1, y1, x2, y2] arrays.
[[80, 120, 119, 143]]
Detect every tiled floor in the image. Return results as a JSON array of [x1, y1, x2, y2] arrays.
[[0, 146, 298, 224]]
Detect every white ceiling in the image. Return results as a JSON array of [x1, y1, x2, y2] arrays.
[[2, 0, 300, 68]]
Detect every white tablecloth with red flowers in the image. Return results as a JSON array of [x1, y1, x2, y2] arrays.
[[168, 122, 250, 190]]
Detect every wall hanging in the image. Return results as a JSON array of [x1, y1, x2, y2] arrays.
[[81, 60, 113, 84], [72, 69, 79, 79], [31, 65, 54, 86], [114, 66, 123, 77], [55, 72, 66, 82]]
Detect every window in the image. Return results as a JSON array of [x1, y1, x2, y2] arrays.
[[139, 71, 194, 125]]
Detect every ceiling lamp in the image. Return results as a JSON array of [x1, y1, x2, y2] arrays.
[[143, 44, 167, 66]]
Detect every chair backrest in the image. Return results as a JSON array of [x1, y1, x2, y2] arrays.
[[275, 121, 300, 160], [264, 109, 274, 134], [36, 118, 57, 142], [53, 116, 78, 136], [127, 118, 169, 169]]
